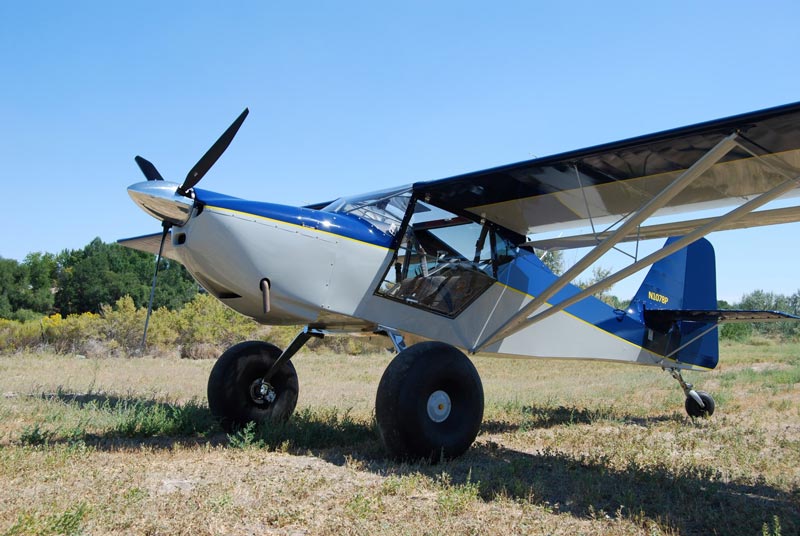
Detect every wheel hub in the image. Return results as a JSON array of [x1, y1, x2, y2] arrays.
[[426, 390, 452, 423], [250, 379, 276, 405]]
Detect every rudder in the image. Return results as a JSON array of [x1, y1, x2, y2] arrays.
[[630, 237, 719, 369]]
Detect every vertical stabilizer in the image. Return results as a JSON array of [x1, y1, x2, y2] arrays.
[[630, 237, 719, 369]]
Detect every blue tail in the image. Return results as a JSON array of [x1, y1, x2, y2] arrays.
[[630, 237, 719, 369]]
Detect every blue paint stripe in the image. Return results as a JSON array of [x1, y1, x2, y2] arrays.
[[498, 251, 648, 348], [194, 189, 395, 248]]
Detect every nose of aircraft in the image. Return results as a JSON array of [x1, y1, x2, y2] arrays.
[[127, 180, 195, 226], [127, 108, 249, 228]]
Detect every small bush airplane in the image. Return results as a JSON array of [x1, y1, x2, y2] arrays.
[[121, 102, 800, 460]]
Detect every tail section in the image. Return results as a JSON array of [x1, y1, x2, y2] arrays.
[[630, 237, 719, 369]]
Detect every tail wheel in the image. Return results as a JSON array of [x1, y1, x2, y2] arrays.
[[208, 340, 299, 432], [685, 391, 715, 418], [375, 341, 484, 461]]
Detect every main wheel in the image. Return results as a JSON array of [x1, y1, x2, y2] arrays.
[[208, 341, 299, 432], [375, 341, 484, 462], [685, 390, 715, 418]]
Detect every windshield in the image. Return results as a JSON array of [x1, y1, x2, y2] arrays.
[[322, 185, 412, 236]]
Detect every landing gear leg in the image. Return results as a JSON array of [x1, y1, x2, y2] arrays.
[[258, 327, 323, 397], [667, 368, 715, 418]]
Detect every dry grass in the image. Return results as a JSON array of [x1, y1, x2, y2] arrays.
[[0, 341, 798, 535]]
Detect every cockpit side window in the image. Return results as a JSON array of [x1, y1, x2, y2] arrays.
[[375, 199, 520, 317]]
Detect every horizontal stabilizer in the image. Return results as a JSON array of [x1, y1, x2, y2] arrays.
[[527, 206, 800, 251], [645, 308, 800, 332], [117, 232, 180, 262]]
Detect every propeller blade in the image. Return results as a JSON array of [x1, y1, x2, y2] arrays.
[[177, 108, 249, 196], [141, 223, 171, 349], [134, 155, 165, 181]]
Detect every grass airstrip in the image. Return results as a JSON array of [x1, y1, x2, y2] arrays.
[[0, 341, 798, 535]]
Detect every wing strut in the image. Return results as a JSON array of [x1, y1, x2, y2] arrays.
[[472, 133, 741, 352], [473, 132, 800, 353]]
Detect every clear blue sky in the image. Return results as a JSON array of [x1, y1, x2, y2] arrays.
[[2, 1, 799, 302]]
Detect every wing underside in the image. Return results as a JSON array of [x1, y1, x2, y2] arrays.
[[413, 102, 800, 239], [409, 102, 800, 351]]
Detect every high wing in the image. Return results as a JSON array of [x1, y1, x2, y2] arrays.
[[413, 101, 800, 239], [409, 102, 800, 352], [117, 232, 180, 262]]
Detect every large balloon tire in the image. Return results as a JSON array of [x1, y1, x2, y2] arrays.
[[375, 341, 484, 462], [207, 341, 299, 432], [685, 390, 715, 419]]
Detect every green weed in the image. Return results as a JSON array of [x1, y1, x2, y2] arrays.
[[768, 398, 794, 412], [493, 400, 623, 431], [346, 493, 382, 519], [15, 393, 217, 446], [762, 515, 782, 536], [207, 492, 234, 513], [435, 470, 481, 515], [223, 407, 377, 452], [111, 398, 214, 438], [380, 472, 433, 496], [719, 366, 800, 390], [227, 421, 264, 449], [18, 423, 54, 446], [3, 502, 89, 536], [122, 487, 147, 504], [765, 368, 800, 387]]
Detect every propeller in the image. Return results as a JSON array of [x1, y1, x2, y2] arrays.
[[177, 108, 249, 196], [134, 156, 164, 181], [136, 108, 249, 349], [132, 108, 249, 195]]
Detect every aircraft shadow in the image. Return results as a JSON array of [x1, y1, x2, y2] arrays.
[[480, 404, 684, 433], [327, 442, 799, 536], [26, 391, 798, 534], [314, 409, 798, 536], [31, 391, 225, 450], [30, 391, 377, 452]]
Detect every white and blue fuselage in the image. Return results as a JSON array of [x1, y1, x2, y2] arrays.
[[127, 182, 713, 372]]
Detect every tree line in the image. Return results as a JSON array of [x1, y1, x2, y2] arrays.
[[3, 239, 800, 342], [0, 238, 197, 321]]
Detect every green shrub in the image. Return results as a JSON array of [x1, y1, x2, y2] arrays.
[[720, 322, 753, 342], [100, 296, 146, 354], [174, 294, 260, 357], [42, 312, 103, 354], [9, 308, 44, 323], [261, 325, 300, 349], [143, 306, 180, 350], [0, 317, 42, 352]]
